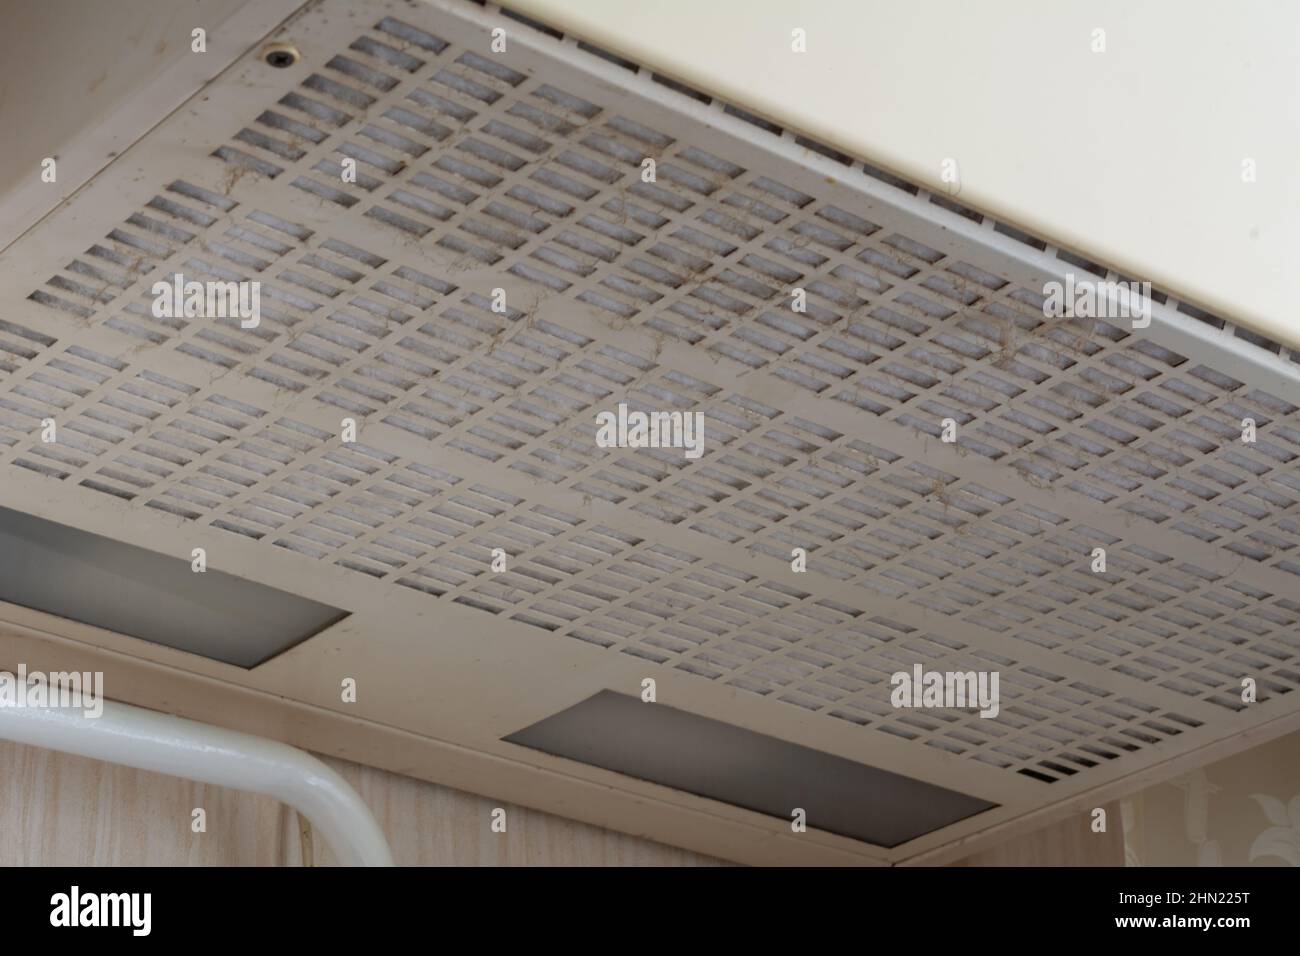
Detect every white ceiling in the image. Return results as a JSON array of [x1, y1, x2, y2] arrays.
[[510, 0, 1300, 353]]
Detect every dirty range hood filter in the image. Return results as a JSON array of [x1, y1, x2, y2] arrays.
[[4, 0, 1300, 862], [0, 506, 347, 667], [507, 691, 996, 846]]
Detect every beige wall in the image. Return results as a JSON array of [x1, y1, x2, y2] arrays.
[[0, 739, 722, 866], [0, 733, 1128, 866], [1122, 727, 1300, 867], [25, 724, 1291, 866], [953, 727, 1300, 867]]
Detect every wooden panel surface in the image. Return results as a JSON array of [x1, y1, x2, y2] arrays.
[[0, 739, 722, 866]]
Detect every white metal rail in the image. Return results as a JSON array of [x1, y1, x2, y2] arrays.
[[0, 696, 394, 866]]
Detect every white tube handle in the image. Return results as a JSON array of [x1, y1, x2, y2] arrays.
[[0, 697, 394, 866]]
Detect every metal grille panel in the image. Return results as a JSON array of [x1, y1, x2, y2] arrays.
[[3, 0, 1298, 812]]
